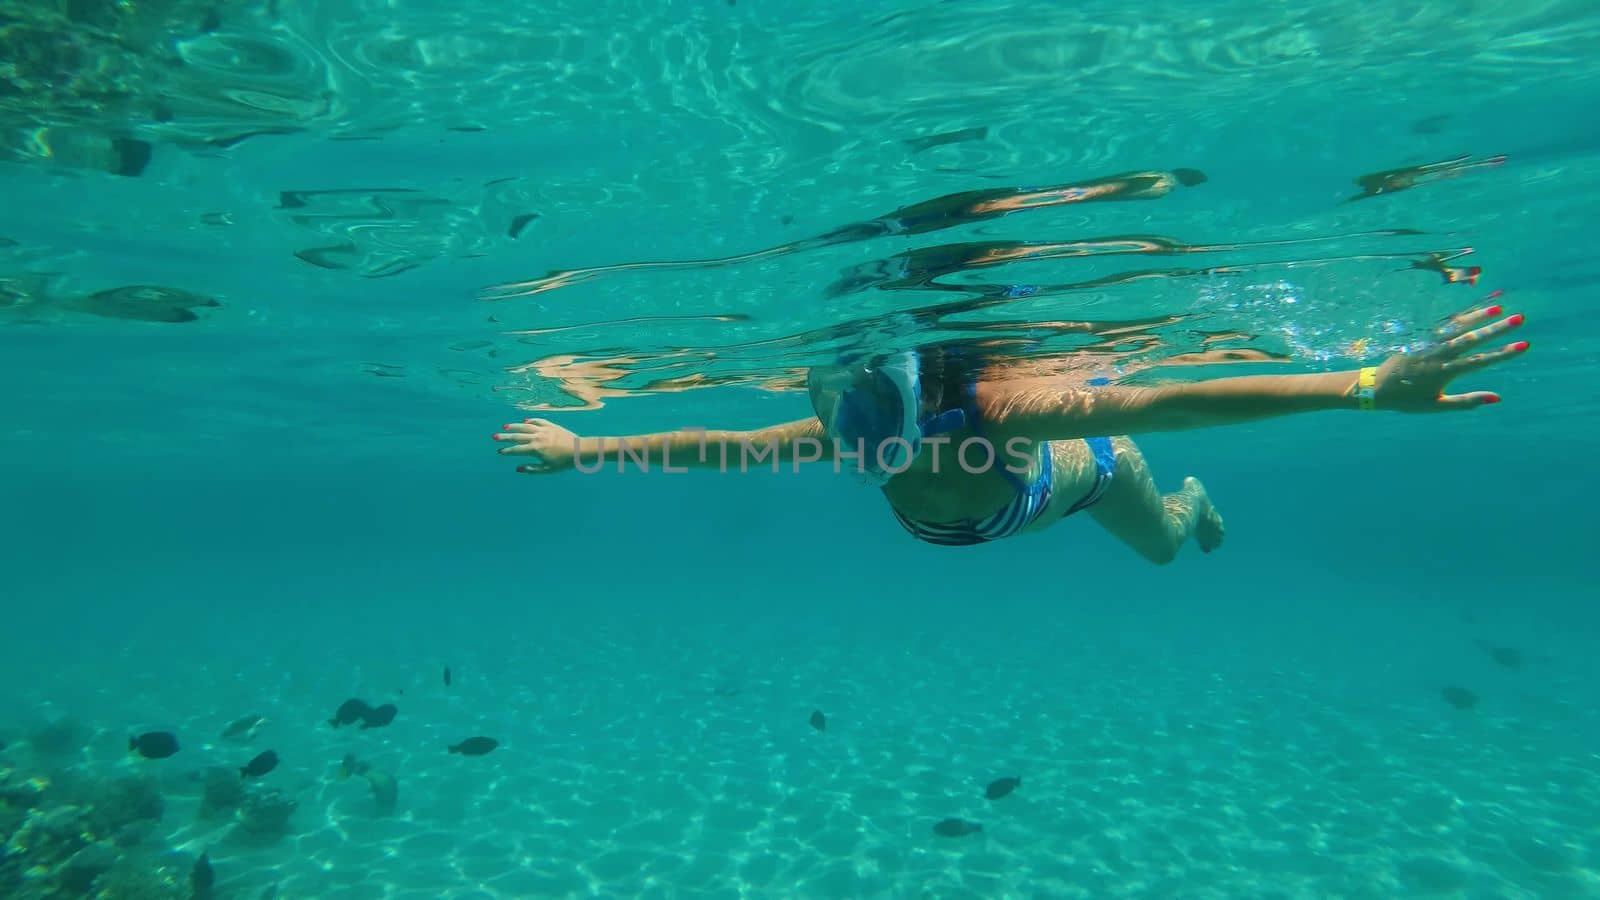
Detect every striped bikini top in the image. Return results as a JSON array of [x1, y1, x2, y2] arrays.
[[889, 436, 1117, 546], [889, 441, 1055, 546], [881, 373, 1045, 546]]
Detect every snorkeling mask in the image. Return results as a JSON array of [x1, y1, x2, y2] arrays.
[[807, 350, 966, 485]]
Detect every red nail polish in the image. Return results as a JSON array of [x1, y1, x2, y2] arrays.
[[1487, 289, 1504, 299], [1483, 395, 1501, 404], [1511, 340, 1529, 351], [1507, 314, 1524, 326], [1484, 305, 1502, 317]]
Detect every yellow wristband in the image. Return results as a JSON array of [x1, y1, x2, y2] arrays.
[[1355, 367, 1377, 411]]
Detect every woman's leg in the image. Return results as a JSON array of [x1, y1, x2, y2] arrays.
[[1085, 436, 1224, 564]]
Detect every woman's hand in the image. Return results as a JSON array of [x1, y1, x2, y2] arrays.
[[493, 418, 579, 473], [1371, 300, 1528, 412]]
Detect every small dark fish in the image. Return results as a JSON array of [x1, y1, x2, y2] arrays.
[[241, 750, 279, 778], [221, 714, 265, 741], [985, 776, 1021, 800], [444, 666, 452, 687], [1441, 686, 1480, 710], [130, 731, 180, 759], [190, 849, 214, 899], [808, 710, 826, 732], [508, 213, 540, 239], [933, 817, 983, 838], [359, 703, 398, 729], [448, 737, 498, 756], [330, 698, 371, 727], [1476, 641, 1525, 669]]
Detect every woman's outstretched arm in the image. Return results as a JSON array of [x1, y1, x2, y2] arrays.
[[983, 305, 1528, 444], [493, 416, 832, 474]]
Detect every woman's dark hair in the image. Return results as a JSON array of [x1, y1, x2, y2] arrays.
[[910, 338, 1013, 417]]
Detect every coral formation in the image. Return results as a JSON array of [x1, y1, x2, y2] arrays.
[[0, 758, 192, 898], [234, 788, 297, 841]]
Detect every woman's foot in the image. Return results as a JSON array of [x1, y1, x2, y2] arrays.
[[1185, 477, 1226, 553]]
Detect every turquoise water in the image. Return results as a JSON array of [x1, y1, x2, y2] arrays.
[[3, 1, 1599, 897]]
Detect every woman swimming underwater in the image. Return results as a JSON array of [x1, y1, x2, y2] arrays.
[[492, 302, 1528, 563]]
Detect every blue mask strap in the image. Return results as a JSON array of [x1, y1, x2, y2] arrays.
[[918, 407, 967, 436]]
